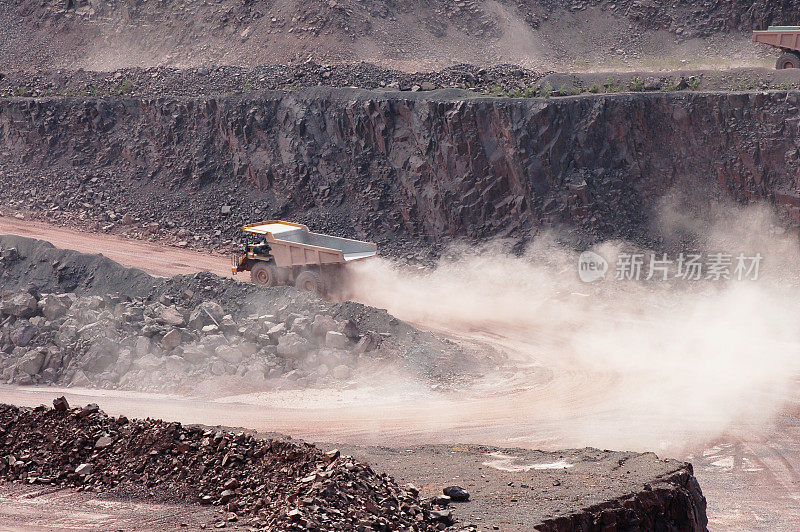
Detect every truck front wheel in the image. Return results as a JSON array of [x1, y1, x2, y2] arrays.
[[251, 262, 279, 287], [777, 52, 800, 69]]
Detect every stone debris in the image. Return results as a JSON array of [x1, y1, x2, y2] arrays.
[[0, 402, 447, 530]]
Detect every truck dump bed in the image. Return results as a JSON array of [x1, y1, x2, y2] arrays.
[[242, 221, 377, 267], [753, 26, 800, 51]]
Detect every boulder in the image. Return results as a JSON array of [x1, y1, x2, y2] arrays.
[[17, 348, 46, 375], [134, 336, 151, 357], [95, 436, 113, 449], [291, 316, 313, 337], [354, 332, 382, 354], [276, 333, 309, 360], [10, 322, 37, 347], [238, 341, 260, 358], [55, 322, 78, 347], [325, 331, 348, 349], [161, 329, 182, 350], [83, 342, 118, 374], [41, 294, 68, 320], [182, 348, 207, 364], [331, 364, 351, 380], [52, 396, 70, 411], [164, 354, 186, 372], [188, 301, 224, 330], [267, 323, 286, 338], [339, 319, 361, 339], [134, 353, 163, 369], [158, 306, 185, 327], [1, 292, 38, 318], [312, 315, 338, 338], [244, 368, 265, 385], [74, 463, 94, 476], [216, 345, 244, 364], [70, 370, 91, 387], [443, 485, 470, 501]]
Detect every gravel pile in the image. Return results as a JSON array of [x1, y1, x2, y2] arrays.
[[0, 401, 454, 530], [0, 63, 544, 99]]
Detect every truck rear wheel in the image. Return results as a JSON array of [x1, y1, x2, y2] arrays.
[[777, 52, 800, 69], [251, 262, 279, 287], [295, 269, 325, 296]]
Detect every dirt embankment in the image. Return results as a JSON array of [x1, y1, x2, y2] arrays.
[[1, 88, 799, 257], [0, 0, 794, 72]]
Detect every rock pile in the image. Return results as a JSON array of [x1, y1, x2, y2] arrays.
[[0, 237, 487, 392], [0, 283, 384, 392], [0, 63, 544, 99], [0, 401, 451, 530]]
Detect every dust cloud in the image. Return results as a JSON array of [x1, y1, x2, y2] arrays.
[[345, 200, 800, 453]]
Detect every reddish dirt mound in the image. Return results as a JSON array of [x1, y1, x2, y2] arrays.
[[0, 400, 449, 530]]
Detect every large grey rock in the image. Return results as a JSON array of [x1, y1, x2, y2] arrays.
[[134, 336, 151, 357], [1, 293, 38, 318], [354, 331, 382, 354], [312, 315, 338, 338], [188, 301, 224, 329], [325, 331, 349, 349], [158, 306, 185, 327], [244, 367, 265, 385], [164, 354, 186, 372], [114, 349, 133, 374], [339, 319, 361, 339], [41, 294, 68, 320], [17, 348, 46, 375], [10, 322, 37, 347], [216, 345, 244, 364], [318, 348, 347, 368], [182, 348, 207, 364], [291, 316, 313, 337], [331, 364, 352, 380], [55, 322, 78, 347], [276, 333, 309, 360], [83, 341, 118, 373], [238, 341, 260, 358], [202, 334, 228, 350], [267, 323, 286, 338], [134, 353, 163, 369], [75, 463, 94, 476], [70, 370, 91, 387], [161, 329, 182, 350]]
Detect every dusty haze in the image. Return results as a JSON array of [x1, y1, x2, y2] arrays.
[[344, 200, 800, 454]]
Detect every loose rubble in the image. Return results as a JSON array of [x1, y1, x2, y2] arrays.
[[0, 401, 449, 530], [0, 63, 544, 99]]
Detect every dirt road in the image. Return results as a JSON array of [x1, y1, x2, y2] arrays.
[[1, 218, 799, 529], [0, 216, 232, 279], [0, 482, 217, 531]]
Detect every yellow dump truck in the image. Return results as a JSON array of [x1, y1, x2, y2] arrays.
[[232, 221, 377, 296]]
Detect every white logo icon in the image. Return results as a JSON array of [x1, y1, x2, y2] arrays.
[[578, 251, 608, 283]]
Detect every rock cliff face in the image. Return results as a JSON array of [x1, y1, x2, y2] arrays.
[[1, 88, 798, 252]]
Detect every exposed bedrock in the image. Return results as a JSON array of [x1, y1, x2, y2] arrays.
[[1, 88, 798, 251]]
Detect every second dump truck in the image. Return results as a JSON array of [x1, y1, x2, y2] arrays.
[[753, 26, 800, 69], [232, 221, 377, 297]]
